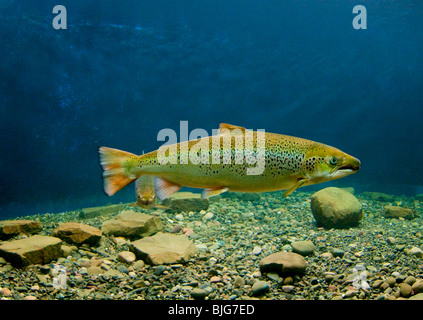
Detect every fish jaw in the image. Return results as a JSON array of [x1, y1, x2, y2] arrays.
[[331, 155, 361, 180], [303, 143, 360, 185]]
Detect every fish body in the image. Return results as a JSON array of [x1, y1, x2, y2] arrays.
[[99, 123, 360, 199]]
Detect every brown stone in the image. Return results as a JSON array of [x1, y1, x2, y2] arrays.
[[54, 222, 102, 245], [102, 210, 162, 239], [130, 232, 196, 265], [259, 252, 307, 276], [0, 235, 62, 268], [0, 220, 43, 240]]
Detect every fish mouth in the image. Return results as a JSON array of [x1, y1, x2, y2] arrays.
[[338, 164, 360, 171], [338, 158, 361, 172]]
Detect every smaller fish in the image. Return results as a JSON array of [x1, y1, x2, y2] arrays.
[[133, 175, 168, 210]]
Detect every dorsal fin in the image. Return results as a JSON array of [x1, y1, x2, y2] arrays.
[[218, 123, 248, 134]]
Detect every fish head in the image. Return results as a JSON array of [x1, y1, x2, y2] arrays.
[[136, 191, 156, 207], [303, 143, 361, 183]]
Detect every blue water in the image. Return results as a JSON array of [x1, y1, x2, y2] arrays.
[[1, 0, 423, 219]]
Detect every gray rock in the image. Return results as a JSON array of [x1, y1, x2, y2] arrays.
[[0, 235, 62, 268], [162, 192, 209, 212], [251, 280, 269, 296], [0, 220, 43, 240], [190, 288, 209, 299], [291, 241, 315, 256], [102, 210, 162, 239], [130, 232, 196, 265], [259, 252, 307, 276], [78, 203, 127, 219], [311, 187, 362, 229], [362, 192, 397, 202]]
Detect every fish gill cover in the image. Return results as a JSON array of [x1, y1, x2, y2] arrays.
[[0, 0, 423, 218]]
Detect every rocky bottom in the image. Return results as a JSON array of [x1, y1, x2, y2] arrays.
[[0, 190, 423, 300]]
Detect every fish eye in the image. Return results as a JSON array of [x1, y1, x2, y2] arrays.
[[329, 157, 338, 166]]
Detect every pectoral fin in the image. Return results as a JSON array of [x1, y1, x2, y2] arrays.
[[155, 177, 182, 200], [202, 187, 229, 199], [283, 179, 307, 197]]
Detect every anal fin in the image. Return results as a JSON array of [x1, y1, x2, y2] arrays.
[[202, 187, 229, 199], [155, 177, 182, 200]]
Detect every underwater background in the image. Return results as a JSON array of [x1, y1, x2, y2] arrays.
[[1, 0, 423, 219]]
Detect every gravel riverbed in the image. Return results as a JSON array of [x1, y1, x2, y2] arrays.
[[1, 190, 422, 300]]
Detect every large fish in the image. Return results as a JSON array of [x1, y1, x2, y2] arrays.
[[99, 123, 360, 199]]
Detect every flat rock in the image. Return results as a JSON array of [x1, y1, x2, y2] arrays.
[[311, 187, 362, 229], [0, 235, 62, 268], [383, 205, 416, 220], [102, 210, 162, 239], [130, 232, 196, 265], [362, 191, 397, 202], [409, 293, 423, 300], [79, 203, 128, 219], [0, 220, 43, 240], [162, 192, 209, 212], [54, 222, 102, 245], [259, 252, 307, 276]]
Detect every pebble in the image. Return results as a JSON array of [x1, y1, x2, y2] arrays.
[[407, 247, 423, 257], [251, 281, 269, 296], [399, 283, 413, 298], [204, 212, 214, 220], [190, 288, 209, 300], [233, 276, 245, 288], [251, 246, 262, 256], [1, 190, 422, 301], [291, 240, 315, 256], [117, 251, 136, 264], [0, 287, 12, 296]]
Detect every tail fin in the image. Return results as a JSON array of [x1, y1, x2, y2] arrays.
[[99, 147, 138, 196]]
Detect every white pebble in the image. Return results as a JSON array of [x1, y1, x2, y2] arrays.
[[204, 212, 214, 220]]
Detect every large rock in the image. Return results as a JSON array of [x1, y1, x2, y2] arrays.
[[102, 210, 162, 239], [130, 232, 196, 265], [311, 187, 362, 229], [259, 252, 307, 276], [162, 192, 209, 212], [383, 205, 416, 220], [0, 220, 43, 240], [0, 235, 62, 268], [54, 222, 102, 245]]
